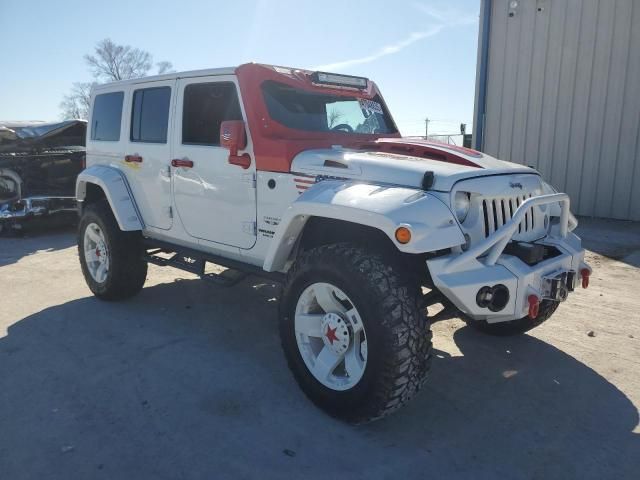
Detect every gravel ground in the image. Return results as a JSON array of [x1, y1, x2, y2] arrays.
[[0, 218, 638, 479]]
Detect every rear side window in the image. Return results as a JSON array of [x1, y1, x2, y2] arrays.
[[182, 82, 242, 146], [131, 87, 171, 143], [91, 92, 124, 141]]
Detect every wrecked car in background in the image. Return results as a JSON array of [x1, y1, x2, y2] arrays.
[[0, 120, 85, 233]]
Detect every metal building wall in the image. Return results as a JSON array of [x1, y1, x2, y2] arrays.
[[473, 0, 640, 220]]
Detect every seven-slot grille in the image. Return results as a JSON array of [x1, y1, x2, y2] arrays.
[[481, 193, 535, 237]]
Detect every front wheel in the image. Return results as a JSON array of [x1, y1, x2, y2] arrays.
[[280, 243, 432, 423], [78, 199, 147, 300]]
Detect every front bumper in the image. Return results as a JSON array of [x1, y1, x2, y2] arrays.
[[427, 193, 591, 323], [0, 196, 77, 231]]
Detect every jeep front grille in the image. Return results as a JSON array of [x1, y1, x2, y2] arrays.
[[481, 194, 535, 237]]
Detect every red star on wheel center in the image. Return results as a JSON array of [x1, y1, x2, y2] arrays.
[[325, 325, 339, 345]]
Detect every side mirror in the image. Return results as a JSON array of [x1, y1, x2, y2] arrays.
[[220, 120, 251, 169]]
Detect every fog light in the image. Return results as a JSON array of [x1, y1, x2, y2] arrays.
[[489, 284, 510, 312], [395, 226, 412, 244], [476, 286, 493, 308], [476, 284, 510, 312]]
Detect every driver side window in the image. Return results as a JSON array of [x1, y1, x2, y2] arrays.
[[182, 82, 242, 146]]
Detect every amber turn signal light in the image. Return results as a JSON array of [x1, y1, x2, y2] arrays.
[[395, 226, 412, 244]]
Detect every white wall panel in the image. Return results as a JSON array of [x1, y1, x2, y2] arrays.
[[475, 0, 640, 220]]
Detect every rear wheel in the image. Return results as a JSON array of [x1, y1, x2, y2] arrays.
[[78, 199, 147, 300], [464, 300, 559, 336], [280, 243, 432, 423]]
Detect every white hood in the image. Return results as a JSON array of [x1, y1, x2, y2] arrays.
[[291, 147, 538, 191]]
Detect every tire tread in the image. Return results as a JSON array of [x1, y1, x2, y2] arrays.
[[280, 243, 432, 423], [78, 199, 147, 300]]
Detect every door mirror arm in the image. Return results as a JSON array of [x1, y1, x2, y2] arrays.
[[220, 120, 251, 169], [228, 153, 252, 169]]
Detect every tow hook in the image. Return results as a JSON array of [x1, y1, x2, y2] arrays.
[[528, 295, 540, 319], [581, 268, 591, 289]]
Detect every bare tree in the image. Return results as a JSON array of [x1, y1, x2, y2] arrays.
[[84, 38, 153, 81], [61, 39, 173, 119], [156, 61, 174, 75], [59, 82, 96, 120]]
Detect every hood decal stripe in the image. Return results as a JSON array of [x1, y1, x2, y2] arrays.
[[359, 138, 483, 169]]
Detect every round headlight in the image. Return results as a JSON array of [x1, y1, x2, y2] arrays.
[[454, 191, 471, 222], [539, 181, 557, 212]]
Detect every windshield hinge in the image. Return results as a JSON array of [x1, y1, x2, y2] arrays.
[[242, 172, 257, 188]]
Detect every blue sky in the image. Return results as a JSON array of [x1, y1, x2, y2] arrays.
[[0, 0, 479, 136]]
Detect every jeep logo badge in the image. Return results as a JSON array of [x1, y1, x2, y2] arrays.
[[509, 182, 523, 189]]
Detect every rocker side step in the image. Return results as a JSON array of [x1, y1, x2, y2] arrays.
[[143, 239, 284, 286]]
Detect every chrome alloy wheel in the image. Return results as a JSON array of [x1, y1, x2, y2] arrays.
[[294, 282, 368, 391], [83, 222, 110, 283]]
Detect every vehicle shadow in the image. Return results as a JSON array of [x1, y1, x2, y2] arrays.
[[0, 278, 637, 480], [367, 325, 640, 479], [0, 227, 76, 267]]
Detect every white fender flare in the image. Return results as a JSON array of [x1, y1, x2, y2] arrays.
[[263, 180, 465, 272], [76, 165, 144, 231]]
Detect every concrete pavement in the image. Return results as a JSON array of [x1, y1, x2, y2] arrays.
[[1, 220, 639, 479]]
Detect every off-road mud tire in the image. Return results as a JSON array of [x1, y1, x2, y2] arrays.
[[280, 243, 432, 423], [78, 199, 147, 300]]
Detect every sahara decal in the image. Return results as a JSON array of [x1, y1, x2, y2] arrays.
[[263, 215, 281, 226]]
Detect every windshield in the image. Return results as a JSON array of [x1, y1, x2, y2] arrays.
[[261, 81, 397, 135]]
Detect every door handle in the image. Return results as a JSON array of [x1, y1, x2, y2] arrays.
[[125, 154, 143, 163], [171, 158, 194, 168]]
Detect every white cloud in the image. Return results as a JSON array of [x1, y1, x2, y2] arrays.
[[412, 2, 478, 26], [312, 26, 443, 72], [311, 3, 476, 72], [412, 2, 448, 23]]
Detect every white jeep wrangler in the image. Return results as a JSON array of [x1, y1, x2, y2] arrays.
[[77, 63, 591, 423]]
